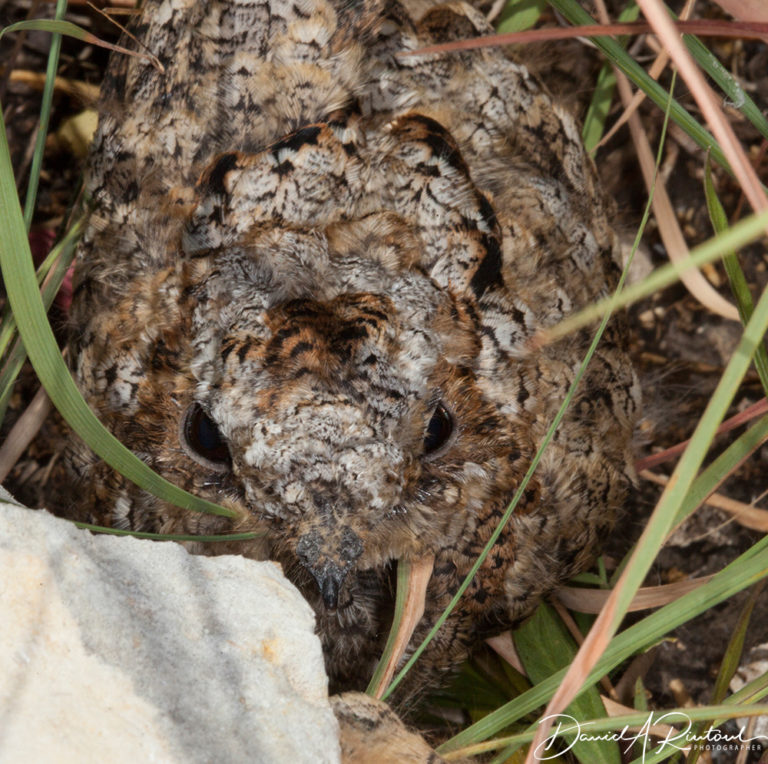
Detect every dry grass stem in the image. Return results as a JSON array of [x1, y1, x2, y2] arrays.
[[0, 386, 51, 483], [397, 20, 768, 57], [712, 0, 768, 23], [594, 0, 738, 320], [4, 70, 100, 105], [617, 68, 739, 319], [552, 597, 617, 697], [485, 631, 526, 674], [591, 0, 696, 152], [636, 0, 768, 216], [635, 398, 768, 471], [601, 695, 693, 749], [374, 555, 434, 700], [642, 468, 768, 532], [556, 575, 716, 614]]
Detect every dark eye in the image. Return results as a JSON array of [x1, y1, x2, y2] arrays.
[[423, 402, 454, 456], [181, 403, 230, 470]]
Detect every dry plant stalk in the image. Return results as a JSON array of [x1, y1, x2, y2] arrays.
[[0, 387, 51, 483], [373, 555, 434, 700], [556, 574, 716, 614], [642, 469, 768, 532]]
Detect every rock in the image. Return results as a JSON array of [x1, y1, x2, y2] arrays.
[[0, 492, 340, 764]]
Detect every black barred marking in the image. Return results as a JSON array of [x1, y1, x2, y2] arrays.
[[360, 308, 389, 322], [469, 236, 503, 297], [221, 341, 236, 364], [124, 180, 139, 203], [411, 114, 470, 175], [282, 299, 323, 318], [203, 152, 239, 196], [274, 159, 294, 177], [270, 125, 323, 158], [291, 2, 311, 18], [478, 194, 498, 232], [273, 325, 303, 342], [472, 587, 488, 604], [290, 340, 315, 357], [156, 338, 181, 371], [104, 363, 118, 386], [334, 324, 369, 343], [236, 341, 252, 363]]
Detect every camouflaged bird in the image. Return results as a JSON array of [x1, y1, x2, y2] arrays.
[[63, 0, 639, 696]]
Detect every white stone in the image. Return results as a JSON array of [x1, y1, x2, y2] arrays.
[[0, 492, 340, 764]]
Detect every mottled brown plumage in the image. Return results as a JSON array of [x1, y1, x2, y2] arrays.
[[62, 0, 639, 698]]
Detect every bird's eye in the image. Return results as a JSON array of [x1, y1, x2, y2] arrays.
[[423, 402, 454, 456], [181, 403, 231, 471]]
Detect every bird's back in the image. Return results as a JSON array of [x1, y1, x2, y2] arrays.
[[65, 0, 639, 696]]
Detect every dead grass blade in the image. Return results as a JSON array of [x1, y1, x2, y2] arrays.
[[592, 0, 737, 320], [635, 398, 768, 471], [4, 70, 100, 104], [642, 469, 768, 532], [635, 0, 768, 217], [613, 63, 738, 319], [368, 555, 434, 700], [397, 20, 768, 57], [0, 386, 51, 483], [591, 0, 696, 153], [486, 631, 526, 674], [556, 576, 715, 614], [712, 0, 768, 22]]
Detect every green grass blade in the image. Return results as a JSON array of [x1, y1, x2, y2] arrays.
[[0, 224, 75, 360], [0, 106, 235, 519], [704, 156, 768, 395], [514, 603, 620, 764], [683, 33, 768, 144], [582, 63, 618, 154], [496, 0, 548, 34], [547, 0, 727, 169], [582, 2, 640, 153], [0, 20, 162, 66], [0, 218, 82, 422], [448, 704, 768, 759], [724, 666, 768, 706], [545, 209, 768, 342], [0, 339, 28, 425], [673, 414, 768, 529], [438, 535, 768, 752], [555, 246, 768, 743], [1, 18, 113, 44], [711, 581, 765, 705], [685, 579, 766, 764], [74, 522, 261, 543], [21, 0, 68, 229]]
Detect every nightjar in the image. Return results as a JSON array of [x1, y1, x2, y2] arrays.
[[61, 0, 639, 696]]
